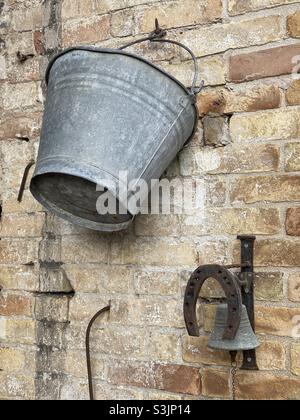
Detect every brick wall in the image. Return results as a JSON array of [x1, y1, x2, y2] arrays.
[[0, 0, 300, 400]]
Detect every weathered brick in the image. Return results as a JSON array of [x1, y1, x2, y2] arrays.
[[255, 272, 284, 301], [0, 82, 41, 110], [111, 237, 197, 266], [197, 241, 229, 266], [0, 141, 35, 191], [107, 361, 202, 395], [69, 294, 110, 323], [230, 176, 300, 204], [95, 382, 144, 401], [183, 336, 231, 366], [6, 55, 40, 84], [2, 191, 43, 214], [286, 80, 300, 106], [256, 306, 300, 337], [111, 297, 184, 328], [182, 208, 281, 236], [111, 9, 134, 37], [148, 332, 180, 362], [286, 208, 300, 236], [291, 344, 300, 376], [11, 6, 42, 31], [236, 372, 300, 400], [1, 318, 36, 345], [93, 328, 147, 358], [231, 108, 300, 142], [63, 15, 110, 47], [198, 85, 281, 116], [62, 0, 94, 20], [134, 270, 179, 296], [285, 143, 300, 172], [0, 266, 38, 292], [64, 351, 104, 379], [229, 0, 299, 15], [0, 347, 26, 372], [64, 264, 132, 294], [135, 215, 181, 237], [288, 11, 300, 38], [138, 0, 222, 33], [0, 373, 35, 399], [202, 369, 230, 398], [5, 31, 35, 56], [0, 213, 45, 238], [0, 111, 42, 140], [229, 44, 300, 83], [60, 377, 89, 401], [206, 178, 226, 207], [203, 116, 231, 147], [35, 295, 70, 322], [257, 340, 286, 371], [160, 55, 226, 88], [180, 144, 280, 176], [0, 292, 33, 317], [181, 16, 282, 58], [0, 238, 39, 265], [288, 273, 300, 302], [61, 235, 110, 264], [241, 239, 300, 267]]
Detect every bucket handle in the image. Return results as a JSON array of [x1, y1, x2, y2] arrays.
[[119, 20, 204, 97]]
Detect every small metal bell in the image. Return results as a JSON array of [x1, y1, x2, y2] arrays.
[[208, 304, 260, 351]]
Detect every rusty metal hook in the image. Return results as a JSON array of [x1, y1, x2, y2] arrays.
[[17, 160, 35, 203]]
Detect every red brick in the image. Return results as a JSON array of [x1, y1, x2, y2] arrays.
[[236, 372, 300, 400], [286, 208, 300, 236], [0, 293, 33, 316], [0, 112, 42, 140], [202, 369, 230, 398], [107, 361, 201, 396], [198, 85, 280, 115], [229, 44, 300, 83], [34, 31, 45, 55]]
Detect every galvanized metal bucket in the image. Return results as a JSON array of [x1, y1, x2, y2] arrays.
[[30, 38, 200, 232]]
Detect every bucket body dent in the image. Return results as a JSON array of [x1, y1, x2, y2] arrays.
[[30, 49, 198, 232]]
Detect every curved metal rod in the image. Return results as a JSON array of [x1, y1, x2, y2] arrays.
[[86, 304, 111, 401], [120, 37, 203, 96], [18, 160, 35, 203], [184, 265, 243, 340]]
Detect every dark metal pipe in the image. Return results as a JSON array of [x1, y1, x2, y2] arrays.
[[86, 304, 111, 401]]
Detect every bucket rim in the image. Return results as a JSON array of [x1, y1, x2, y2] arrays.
[[30, 159, 135, 232], [45, 46, 199, 140]]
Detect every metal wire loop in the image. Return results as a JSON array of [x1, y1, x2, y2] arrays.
[[119, 21, 204, 97]]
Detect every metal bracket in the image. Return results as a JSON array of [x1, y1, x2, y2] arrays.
[[238, 235, 259, 371]]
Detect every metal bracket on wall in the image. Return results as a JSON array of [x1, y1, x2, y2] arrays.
[[238, 235, 259, 371]]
